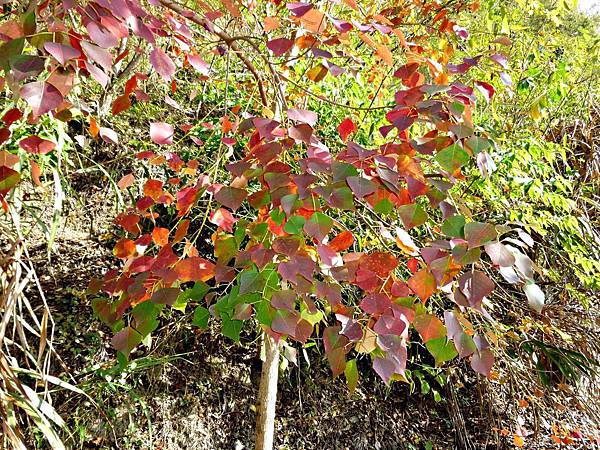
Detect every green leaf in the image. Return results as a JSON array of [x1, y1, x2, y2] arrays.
[[398, 203, 428, 229], [221, 313, 243, 342], [465, 136, 492, 154], [270, 208, 286, 226], [441, 215, 466, 238], [0, 166, 20, 192], [255, 298, 275, 326], [132, 301, 160, 337], [331, 161, 358, 182], [374, 198, 393, 215], [345, 359, 359, 395], [426, 337, 458, 366], [214, 235, 238, 264], [283, 215, 305, 234], [192, 306, 210, 329], [434, 144, 470, 172], [464, 222, 497, 248]]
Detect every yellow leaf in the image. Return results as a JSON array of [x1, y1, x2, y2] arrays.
[[306, 64, 328, 82], [513, 435, 525, 448]]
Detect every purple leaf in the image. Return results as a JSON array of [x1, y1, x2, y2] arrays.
[[86, 21, 119, 48], [150, 47, 176, 81], [85, 61, 109, 88], [44, 42, 81, 65], [81, 41, 112, 72], [188, 54, 210, 75], [150, 122, 174, 145], [490, 53, 508, 69], [20, 81, 63, 117], [288, 108, 317, 126], [99, 127, 118, 144], [267, 38, 294, 56]]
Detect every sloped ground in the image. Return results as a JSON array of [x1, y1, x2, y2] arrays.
[[20, 188, 598, 450]]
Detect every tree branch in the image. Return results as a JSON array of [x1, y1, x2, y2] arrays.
[[158, 0, 268, 107]]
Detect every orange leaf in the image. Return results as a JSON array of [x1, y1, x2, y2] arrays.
[[89, 117, 99, 138], [329, 230, 354, 252], [173, 219, 190, 243], [300, 9, 326, 34], [408, 269, 437, 301], [413, 314, 446, 342], [143, 179, 163, 201], [113, 238, 136, 259], [152, 227, 169, 247], [264, 16, 280, 32], [117, 173, 135, 190], [30, 160, 43, 187], [376, 43, 393, 66], [174, 257, 215, 282]]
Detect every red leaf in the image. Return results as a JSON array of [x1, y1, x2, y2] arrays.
[[475, 81, 494, 103], [329, 230, 354, 252], [20, 81, 63, 117], [0, 127, 11, 145], [337, 117, 357, 142], [2, 108, 22, 126], [267, 37, 294, 56], [408, 269, 436, 301], [150, 47, 176, 81], [150, 122, 174, 145], [125, 75, 137, 95], [210, 208, 237, 232], [19, 136, 56, 155]]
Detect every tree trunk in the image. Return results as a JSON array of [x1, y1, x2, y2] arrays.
[[254, 333, 280, 450]]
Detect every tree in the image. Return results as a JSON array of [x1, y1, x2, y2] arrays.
[[0, 0, 545, 448]]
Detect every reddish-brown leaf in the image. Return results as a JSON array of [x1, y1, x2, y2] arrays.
[[413, 314, 446, 342], [19, 136, 56, 155]]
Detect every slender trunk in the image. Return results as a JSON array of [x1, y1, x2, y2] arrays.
[[254, 333, 280, 450]]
